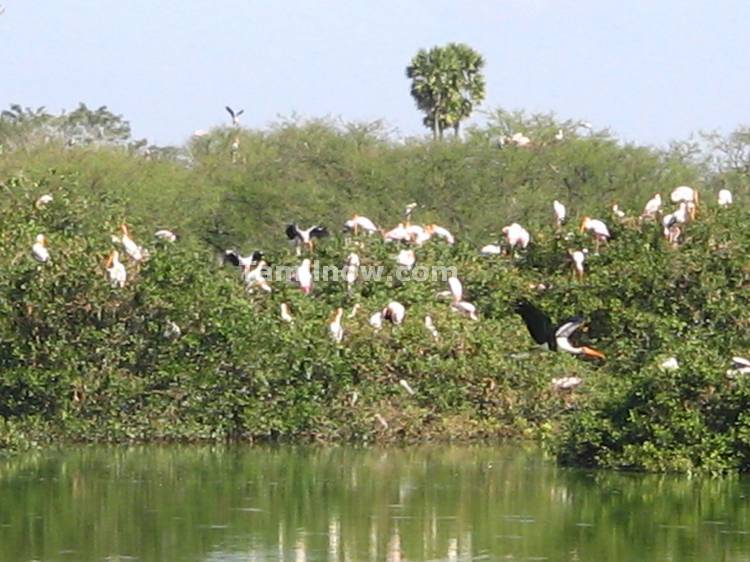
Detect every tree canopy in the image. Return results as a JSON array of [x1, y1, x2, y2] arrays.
[[406, 43, 486, 139]]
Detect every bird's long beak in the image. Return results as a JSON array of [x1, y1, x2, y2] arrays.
[[582, 346, 605, 359], [105, 252, 114, 268], [121, 223, 128, 235], [579, 218, 587, 233]]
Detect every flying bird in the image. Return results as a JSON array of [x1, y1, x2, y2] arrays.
[[286, 224, 329, 255], [513, 301, 605, 359], [225, 106, 244, 126]]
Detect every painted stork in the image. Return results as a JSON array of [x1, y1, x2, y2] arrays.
[[154, 229, 177, 242], [225, 105, 244, 126], [569, 249, 588, 280], [553, 200, 566, 229], [32, 234, 50, 263], [280, 303, 293, 323], [105, 250, 127, 288], [383, 301, 406, 325], [295, 258, 313, 295], [286, 224, 329, 255], [396, 249, 416, 270], [580, 217, 610, 253], [641, 194, 662, 219], [502, 223, 531, 252], [344, 214, 378, 235], [513, 301, 605, 359], [120, 224, 145, 262], [426, 224, 455, 244], [329, 308, 344, 343], [718, 189, 733, 207], [223, 249, 264, 269]]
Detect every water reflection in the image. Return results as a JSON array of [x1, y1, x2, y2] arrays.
[[0, 444, 749, 561]]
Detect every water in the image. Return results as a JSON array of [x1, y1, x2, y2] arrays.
[[0, 444, 749, 561]]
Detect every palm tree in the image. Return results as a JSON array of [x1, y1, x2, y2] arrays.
[[406, 43, 486, 139]]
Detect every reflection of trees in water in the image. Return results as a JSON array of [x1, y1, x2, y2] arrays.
[[0, 445, 748, 561]]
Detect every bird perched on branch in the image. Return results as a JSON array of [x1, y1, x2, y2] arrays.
[[344, 214, 378, 235], [32, 234, 50, 263], [223, 249, 264, 269], [513, 301, 605, 359], [286, 224, 329, 255]]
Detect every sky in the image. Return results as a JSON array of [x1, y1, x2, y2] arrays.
[[1, 0, 748, 147]]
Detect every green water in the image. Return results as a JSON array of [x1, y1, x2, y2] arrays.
[[0, 445, 749, 561]]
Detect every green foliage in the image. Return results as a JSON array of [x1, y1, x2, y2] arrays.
[[406, 43, 486, 138], [3, 104, 750, 473]]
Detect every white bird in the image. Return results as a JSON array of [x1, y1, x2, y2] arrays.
[[383, 223, 411, 243], [727, 357, 750, 377], [329, 308, 344, 343], [569, 249, 588, 279], [426, 224, 455, 244], [660, 357, 679, 370], [295, 258, 313, 295], [396, 249, 416, 269], [424, 316, 440, 340], [611, 204, 626, 219], [243, 260, 271, 293], [404, 202, 418, 221], [120, 224, 145, 262], [502, 223, 531, 251], [154, 229, 177, 242], [369, 311, 384, 330], [406, 224, 431, 245], [105, 250, 127, 288], [35, 194, 53, 209], [510, 132, 531, 147], [551, 376, 582, 391], [671, 186, 698, 219], [225, 105, 244, 126], [383, 301, 406, 325], [718, 189, 733, 207], [554, 129, 565, 141], [344, 214, 379, 235], [348, 303, 361, 319], [447, 276, 463, 303], [451, 300, 478, 320], [553, 200, 566, 228], [32, 234, 50, 263], [399, 379, 415, 395], [344, 253, 360, 290], [480, 244, 502, 256], [163, 320, 182, 339], [280, 303, 293, 323], [641, 194, 662, 218], [580, 217, 610, 253]]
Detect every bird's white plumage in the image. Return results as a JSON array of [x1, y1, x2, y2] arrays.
[[32, 234, 49, 263]]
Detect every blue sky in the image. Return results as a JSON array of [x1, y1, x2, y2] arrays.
[[1, 1, 748, 147]]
